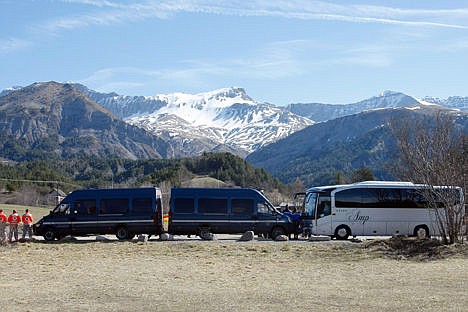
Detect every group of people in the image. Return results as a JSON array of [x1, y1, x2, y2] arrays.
[[282, 205, 301, 239], [0, 209, 34, 243]]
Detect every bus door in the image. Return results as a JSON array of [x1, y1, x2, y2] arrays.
[[315, 193, 332, 236], [70, 199, 98, 235]]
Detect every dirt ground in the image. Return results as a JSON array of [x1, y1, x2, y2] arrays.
[[0, 236, 467, 312]]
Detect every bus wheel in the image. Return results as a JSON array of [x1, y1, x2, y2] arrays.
[[334, 225, 351, 240], [271, 226, 286, 240], [116, 226, 131, 240], [414, 225, 429, 239], [199, 228, 213, 240], [43, 229, 57, 241]]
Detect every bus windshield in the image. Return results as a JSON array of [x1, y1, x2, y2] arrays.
[[304, 192, 318, 217]]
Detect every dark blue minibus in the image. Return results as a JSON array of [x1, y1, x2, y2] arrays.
[[34, 187, 164, 241], [168, 187, 295, 239]]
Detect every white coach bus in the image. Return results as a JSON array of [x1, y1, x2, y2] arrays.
[[301, 181, 465, 240]]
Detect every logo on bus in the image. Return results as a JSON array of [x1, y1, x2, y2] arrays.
[[348, 211, 370, 224]]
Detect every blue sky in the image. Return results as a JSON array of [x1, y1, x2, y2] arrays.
[[2, 0, 468, 105]]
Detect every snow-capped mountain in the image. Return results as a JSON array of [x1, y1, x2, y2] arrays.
[[288, 91, 468, 123], [3, 83, 466, 159], [0, 86, 22, 97], [288, 91, 421, 122], [80, 86, 314, 156], [419, 96, 468, 111]]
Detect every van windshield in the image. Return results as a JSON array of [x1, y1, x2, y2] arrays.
[[52, 202, 70, 215]]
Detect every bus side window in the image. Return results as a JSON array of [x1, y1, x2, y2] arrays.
[[317, 196, 331, 218]]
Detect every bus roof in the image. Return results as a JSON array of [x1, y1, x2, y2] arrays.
[[305, 181, 463, 194]]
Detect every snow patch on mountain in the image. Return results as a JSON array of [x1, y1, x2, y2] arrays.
[[420, 96, 468, 111], [96, 87, 314, 156]]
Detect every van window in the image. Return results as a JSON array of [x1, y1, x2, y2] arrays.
[[257, 202, 274, 215], [198, 198, 227, 214], [53, 203, 70, 215], [74, 199, 97, 215], [133, 198, 153, 213], [100, 198, 129, 214], [174, 198, 194, 214], [232, 199, 253, 215]]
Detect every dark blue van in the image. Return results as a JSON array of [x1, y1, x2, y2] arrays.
[[34, 187, 164, 241], [168, 188, 295, 239]]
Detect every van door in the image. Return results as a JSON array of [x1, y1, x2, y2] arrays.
[[98, 198, 130, 235], [197, 198, 229, 233], [229, 198, 255, 233], [70, 199, 98, 235], [46, 203, 73, 237], [254, 201, 278, 235]]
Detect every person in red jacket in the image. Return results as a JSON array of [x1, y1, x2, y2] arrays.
[[22, 209, 34, 240], [0, 209, 7, 242], [8, 210, 21, 242]]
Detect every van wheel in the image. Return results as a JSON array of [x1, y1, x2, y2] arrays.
[[414, 225, 430, 239], [116, 226, 131, 240], [271, 226, 286, 240], [199, 228, 213, 240], [43, 229, 57, 241], [334, 225, 351, 240]]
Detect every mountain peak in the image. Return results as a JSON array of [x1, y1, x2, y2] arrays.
[[153, 87, 256, 113], [378, 90, 403, 97]]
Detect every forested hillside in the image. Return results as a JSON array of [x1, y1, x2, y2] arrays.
[[0, 152, 288, 205], [247, 106, 468, 186]]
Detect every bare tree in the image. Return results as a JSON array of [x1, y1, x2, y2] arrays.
[[348, 166, 375, 183], [16, 185, 41, 207], [391, 113, 466, 244]]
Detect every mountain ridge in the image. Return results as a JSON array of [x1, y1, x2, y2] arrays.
[[0, 82, 172, 160], [77, 84, 314, 156], [247, 105, 468, 185]]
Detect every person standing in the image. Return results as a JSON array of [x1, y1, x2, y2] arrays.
[[7, 209, 21, 242], [0, 209, 7, 242], [22, 209, 34, 240]]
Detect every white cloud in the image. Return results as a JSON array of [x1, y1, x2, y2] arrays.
[[50, 0, 468, 32], [78, 38, 392, 95], [0, 38, 32, 55], [6, 0, 465, 55]]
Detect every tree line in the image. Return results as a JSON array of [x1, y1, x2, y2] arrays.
[[0, 152, 289, 202]]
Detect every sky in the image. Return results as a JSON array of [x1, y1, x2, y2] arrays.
[[2, 0, 468, 105]]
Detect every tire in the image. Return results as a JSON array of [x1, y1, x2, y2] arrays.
[[198, 227, 213, 240], [414, 225, 430, 239], [43, 229, 57, 241], [334, 225, 351, 240], [115, 226, 131, 240], [271, 226, 286, 240]]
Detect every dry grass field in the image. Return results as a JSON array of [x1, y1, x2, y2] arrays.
[[1, 236, 467, 312], [0, 205, 466, 311]]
